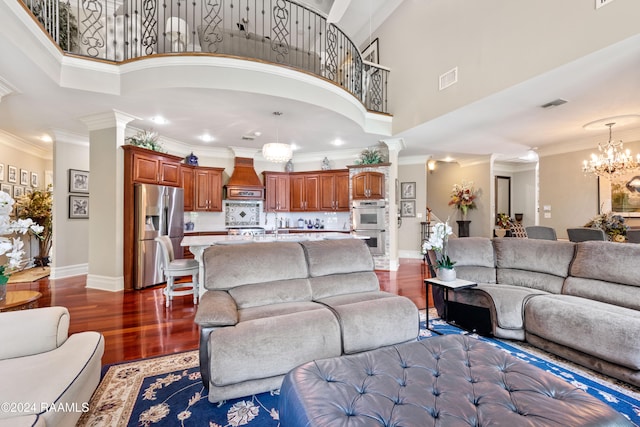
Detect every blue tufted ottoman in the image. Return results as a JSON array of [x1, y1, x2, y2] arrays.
[[279, 334, 632, 426]]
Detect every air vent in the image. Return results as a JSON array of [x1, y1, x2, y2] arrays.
[[241, 135, 256, 140], [439, 67, 458, 91], [595, 0, 615, 9], [540, 98, 568, 109]]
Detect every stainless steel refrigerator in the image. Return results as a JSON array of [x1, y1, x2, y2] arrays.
[[134, 183, 184, 289]]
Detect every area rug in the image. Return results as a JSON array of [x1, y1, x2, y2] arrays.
[[7, 266, 50, 283], [78, 313, 640, 427]]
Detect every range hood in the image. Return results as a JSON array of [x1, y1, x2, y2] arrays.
[[225, 157, 265, 200]]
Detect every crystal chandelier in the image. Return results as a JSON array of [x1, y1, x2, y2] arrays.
[[582, 122, 640, 178], [262, 112, 292, 163]]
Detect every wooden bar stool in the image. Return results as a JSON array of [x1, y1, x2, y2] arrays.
[[155, 236, 199, 307]]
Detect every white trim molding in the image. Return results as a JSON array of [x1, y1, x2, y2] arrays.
[[50, 263, 88, 280], [86, 274, 125, 292]]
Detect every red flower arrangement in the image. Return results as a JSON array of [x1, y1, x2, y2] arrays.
[[448, 181, 478, 216]]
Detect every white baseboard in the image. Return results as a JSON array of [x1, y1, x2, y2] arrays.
[[86, 274, 124, 292], [50, 263, 88, 279], [399, 250, 423, 259]]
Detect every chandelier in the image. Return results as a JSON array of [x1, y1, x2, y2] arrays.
[[262, 112, 292, 163], [582, 122, 640, 178]]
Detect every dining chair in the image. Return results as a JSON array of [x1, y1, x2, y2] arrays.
[[566, 227, 606, 242], [155, 236, 199, 307], [626, 229, 640, 243], [525, 226, 557, 240]]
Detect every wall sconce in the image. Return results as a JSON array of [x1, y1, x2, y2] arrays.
[[427, 160, 436, 174]]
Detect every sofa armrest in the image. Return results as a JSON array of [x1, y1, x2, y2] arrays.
[[0, 306, 69, 360], [195, 291, 239, 327]]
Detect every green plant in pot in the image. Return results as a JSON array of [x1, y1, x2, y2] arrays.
[[15, 187, 53, 267], [1, 192, 44, 298], [126, 129, 165, 152], [355, 148, 384, 165], [422, 220, 456, 281]]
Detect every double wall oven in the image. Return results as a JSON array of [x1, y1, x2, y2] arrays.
[[352, 200, 386, 255]]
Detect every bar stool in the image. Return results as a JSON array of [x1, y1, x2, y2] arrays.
[[155, 236, 199, 307]]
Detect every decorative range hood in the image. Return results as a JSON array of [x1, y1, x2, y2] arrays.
[[225, 157, 265, 200]]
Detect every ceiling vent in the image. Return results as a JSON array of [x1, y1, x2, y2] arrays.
[[439, 67, 458, 91], [241, 135, 256, 140], [595, 0, 615, 9], [540, 98, 568, 109]]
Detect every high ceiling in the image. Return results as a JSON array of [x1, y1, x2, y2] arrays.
[[1, 0, 639, 164]]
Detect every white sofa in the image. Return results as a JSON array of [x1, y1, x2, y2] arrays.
[[0, 307, 104, 427]]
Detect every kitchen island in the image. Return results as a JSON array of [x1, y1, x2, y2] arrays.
[[181, 232, 367, 297]]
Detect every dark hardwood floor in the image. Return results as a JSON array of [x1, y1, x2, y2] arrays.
[[6, 258, 430, 365]]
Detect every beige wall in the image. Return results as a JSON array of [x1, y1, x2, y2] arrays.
[[373, 0, 640, 135], [397, 162, 426, 257]]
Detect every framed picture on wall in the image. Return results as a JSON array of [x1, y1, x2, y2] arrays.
[[20, 169, 29, 186], [69, 169, 89, 193], [599, 173, 640, 217], [1, 184, 11, 195], [362, 38, 379, 64], [7, 166, 17, 183], [69, 195, 89, 219], [0, 163, 4, 181], [30, 172, 38, 188], [400, 200, 416, 217], [400, 182, 416, 199], [13, 186, 24, 198]]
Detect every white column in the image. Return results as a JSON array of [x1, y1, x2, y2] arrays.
[[80, 110, 138, 291], [382, 138, 405, 271]]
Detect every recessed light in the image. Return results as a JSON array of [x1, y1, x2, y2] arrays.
[[290, 143, 299, 151], [150, 116, 168, 124], [254, 131, 262, 137], [200, 134, 215, 142], [332, 138, 344, 146], [443, 156, 454, 162], [40, 135, 52, 143]]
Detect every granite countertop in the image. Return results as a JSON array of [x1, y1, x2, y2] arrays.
[[181, 232, 364, 246]]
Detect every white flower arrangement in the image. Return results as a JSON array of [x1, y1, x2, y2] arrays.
[[1, 192, 43, 283], [422, 220, 455, 269]]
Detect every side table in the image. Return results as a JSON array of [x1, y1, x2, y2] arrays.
[[424, 278, 477, 332], [0, 290, 43, 312]]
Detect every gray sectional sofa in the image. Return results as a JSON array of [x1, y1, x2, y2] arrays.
[[194, 238, 419, 403], [446, 237, 640, 387]]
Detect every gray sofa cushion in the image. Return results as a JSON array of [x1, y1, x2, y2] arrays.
[[309, 271, 379, 300], [209, 308, 341, 386], [238, 301, 324, 323], [525, 295, 640, 371], [229, 278, 312, 309], [195, 290, 238, 327], [447, 237, 496, 283], [570, 241, 640, 287], [494, 238, 575, 293], [203, 242, 308, 290], [301, 239, 374, 277]]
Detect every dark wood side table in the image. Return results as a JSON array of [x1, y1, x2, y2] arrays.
[[424, 278, 477, 332], [0, 290, 42, 312]]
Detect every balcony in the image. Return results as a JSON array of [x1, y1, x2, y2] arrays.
[[22, 0, 390, 114]]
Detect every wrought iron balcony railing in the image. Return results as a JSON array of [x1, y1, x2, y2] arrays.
[[21, 0, 389, 113]]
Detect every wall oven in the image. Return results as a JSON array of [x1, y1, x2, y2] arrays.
[[355, 229, 386, 255], [352, 200, 385, 230]]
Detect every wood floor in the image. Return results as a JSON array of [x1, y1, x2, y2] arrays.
[[6, 258, 430, 365]]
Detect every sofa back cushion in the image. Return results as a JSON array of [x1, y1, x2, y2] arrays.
[[494, 238, 575, 293], [300, 239, 374, 277], [310, 271, 379, 300], [228, 278, 312, 309], [203, 242, 308, 291], [564, 241, 640, 310], [447, 237, 496, 284]]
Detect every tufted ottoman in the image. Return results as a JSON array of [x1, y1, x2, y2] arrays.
[[279, 335, 632, 426]]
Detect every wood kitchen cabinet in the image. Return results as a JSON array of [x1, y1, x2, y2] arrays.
[[263, 172, 290, 212], [126, 145, 182, 187], [180, 165, 195, 211], [194, 167, 224, 211], [319, 170, 349, 211], [290, 173, 319, 211], [352, 171, 384, 200]]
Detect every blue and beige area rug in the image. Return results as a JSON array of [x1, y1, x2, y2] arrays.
[[78, 312, 640, 426]]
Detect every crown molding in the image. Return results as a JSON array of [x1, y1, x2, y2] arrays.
[[0, 129, 52, 160]]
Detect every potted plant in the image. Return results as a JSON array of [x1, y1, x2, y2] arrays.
[[495, 213, 512, 238], [422, 220, 456, 281], [355, 148, 384, 165], [0, 192, 43, 299], [15, 187, 53, 267], [126, 129, 165, 152], [584, 211, 628, 242]]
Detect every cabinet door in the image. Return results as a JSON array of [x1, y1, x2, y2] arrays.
[[367, 172, 385, 199], [208, 169, 223, 211], [319, 174, 336, 211], [264, 173, 290, 211], [352, 172, 368, 199], [290, 175, 305, 211], [132, 154, 159, 184], [334, 171, 350, 211], [181, 166, 195, 212], [194, 169, 223, 212], [194, 169, 211, 211], [158, 161, 181, 186], [303, 174, 320, 211]]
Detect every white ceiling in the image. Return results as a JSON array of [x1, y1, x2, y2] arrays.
[[1, 0, 639, 164]]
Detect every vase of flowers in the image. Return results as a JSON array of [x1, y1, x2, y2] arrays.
[[495, 213, 512, 238], [15, 187, 52, 267], [448, 181, 478, 220], [422, 220, 456, 281], [584, 212, 628, 242], [1, 192, 43, 298]]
